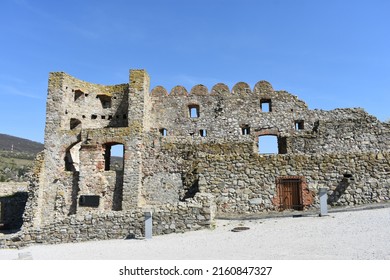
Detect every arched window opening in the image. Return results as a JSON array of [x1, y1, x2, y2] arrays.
[[104, 143, 124, 171]]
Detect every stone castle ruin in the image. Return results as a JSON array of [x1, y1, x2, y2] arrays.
[[1, 69, 389, 247]]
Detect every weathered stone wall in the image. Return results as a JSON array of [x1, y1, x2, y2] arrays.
[[150, 83, 308, 142], [1, 193, 215, 248], [0, 182, 28, 196], [289, 109, 390, 154], [197, 150, 390, 214], [5, 68, 387, 248], [0, 180, 29, 231], [141, 136, 390, 214]]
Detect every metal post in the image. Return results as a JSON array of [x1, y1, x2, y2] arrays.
[[144, 210, 153, 239], [319, 187, 328, 216]]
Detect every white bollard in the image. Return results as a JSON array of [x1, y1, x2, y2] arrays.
[[144, 211, 153, 239], [319, 187, 329, 216]]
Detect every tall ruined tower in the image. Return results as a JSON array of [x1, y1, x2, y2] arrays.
[[32, 70, 150, 226]]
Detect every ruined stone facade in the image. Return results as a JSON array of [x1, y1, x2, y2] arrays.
[[1, 69, 389, 247]]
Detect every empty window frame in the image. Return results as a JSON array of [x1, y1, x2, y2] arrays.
[[257, 135, 287, 154], [295, 120, 304, 130], [64, 141, 81, 171], [241, 125, 250, 135], [97, 95, 112, 109], [188, 105, 200, 118], [91, 114, 97, 119], [74, 89, 84, 101], [79, 195, 100, 207], [70, 118, 81, 130], [199, 129, 207, 137], [159, 128, 167, 136], [260, 99, 272, 112], [104, 143, 124, 171]]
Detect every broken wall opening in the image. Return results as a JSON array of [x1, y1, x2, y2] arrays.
[[0, 192, 28, 232], [180, 168, 200, 201], [65, 141, 82, 171], [103, 143, 124, 211], [97, 94, 112, 108], [70, 118, 81, 130]]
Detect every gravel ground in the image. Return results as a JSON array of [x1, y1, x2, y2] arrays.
[[1, 207, 389, 260]]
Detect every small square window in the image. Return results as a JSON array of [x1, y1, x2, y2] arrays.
[[295, 120, 304, 130], [260, 99, 272, 112], [241, 125, 250, 135]]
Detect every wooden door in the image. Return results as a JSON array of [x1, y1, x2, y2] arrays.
[[278, 179, 303, 210]]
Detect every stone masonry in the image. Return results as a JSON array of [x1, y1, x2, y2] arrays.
[[1, 69, 389, 248]]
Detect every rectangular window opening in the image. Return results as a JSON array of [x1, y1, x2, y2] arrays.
[[97, 95, 112, 109], [200, 129, 207, 137], [91, 114, 97, 119], [241, 125, 250, 135], [189, 105, 200, 118], [295, 120, 304, 130], [260, 99, 272, 112], [104, 143, 124, 171]]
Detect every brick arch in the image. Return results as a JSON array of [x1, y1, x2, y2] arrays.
[[254, 128, 280, 138]]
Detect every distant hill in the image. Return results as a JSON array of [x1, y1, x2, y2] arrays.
[[0, 133, 43, 154], [0, 134, 43, 182]]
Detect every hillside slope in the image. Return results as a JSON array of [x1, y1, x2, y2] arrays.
[[0, 133, 43, 154], [0, 134, 43, 182]]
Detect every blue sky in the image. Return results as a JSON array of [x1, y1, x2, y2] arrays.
[[1, 0, 389, 143]]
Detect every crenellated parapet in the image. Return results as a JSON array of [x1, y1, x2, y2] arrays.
[[151, 80, 275, 97]]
